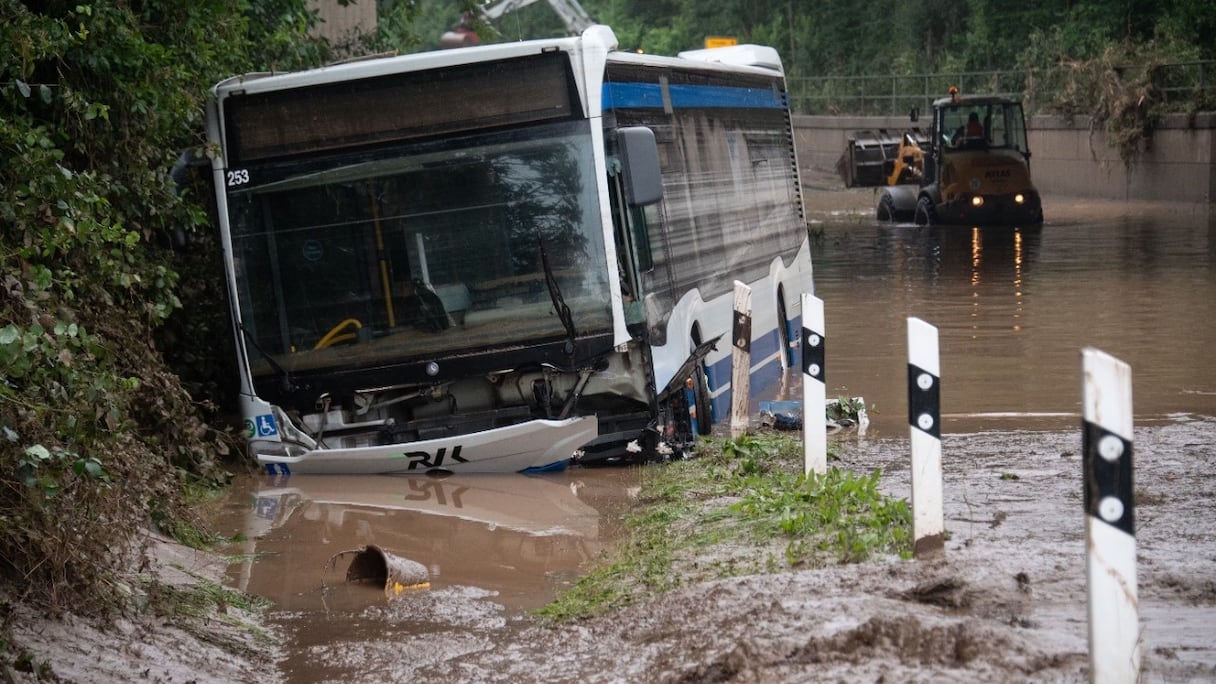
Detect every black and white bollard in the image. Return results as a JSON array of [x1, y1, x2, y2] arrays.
[[730, 281, 752, 439], [907, 317, 944, 558], [1082, 347, 1140, 683], [802, 294, 827, 475]]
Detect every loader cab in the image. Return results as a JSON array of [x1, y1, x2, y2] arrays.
[[933, 97, 1031, 158], [919, 93, 1041, 225]]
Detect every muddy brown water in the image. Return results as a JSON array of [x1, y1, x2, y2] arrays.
[[214, 198, 1215, 682], [812, 201, 1216, 435], [212, 469, 640, 682]]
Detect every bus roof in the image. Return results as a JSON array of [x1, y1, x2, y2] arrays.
[[676, 45, 783, 74], [213, 26, 617, 97], [213, 26, 785, 98]]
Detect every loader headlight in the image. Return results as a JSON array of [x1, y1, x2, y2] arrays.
[[971, 195, 985, 207], [1014, 193, 1025, 204]]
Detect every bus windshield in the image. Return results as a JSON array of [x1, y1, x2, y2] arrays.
[[226, 118, 611, 378]]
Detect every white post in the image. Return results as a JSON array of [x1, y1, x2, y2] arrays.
[[730, 281, 752, 439], [802, 294, 827, 475], [1082, 347, 1140, 684], [907, 317, 943, 558]]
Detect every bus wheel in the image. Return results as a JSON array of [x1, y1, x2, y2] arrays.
[[691, 362, 713, 436]]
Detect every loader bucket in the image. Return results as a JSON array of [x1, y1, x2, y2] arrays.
[[838, 129, 902, 187], [838, 128, 930, 188]]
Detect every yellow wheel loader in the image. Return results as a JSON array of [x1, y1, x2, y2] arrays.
[[841, 88, 1043, 226]]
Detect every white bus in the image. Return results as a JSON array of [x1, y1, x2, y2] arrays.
[[205, 25, 813, 475]]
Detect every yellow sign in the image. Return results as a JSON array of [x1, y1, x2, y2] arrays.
[[704, 36, 738, 49]]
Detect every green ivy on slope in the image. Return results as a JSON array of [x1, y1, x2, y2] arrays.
[[0, 0, 328, 615]]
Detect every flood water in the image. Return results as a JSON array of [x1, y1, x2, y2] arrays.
[[212, 469, 639, 683], [812, 203, 1216, 436], [214, 199, 1215, 682]]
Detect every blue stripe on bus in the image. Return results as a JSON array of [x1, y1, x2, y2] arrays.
[[603, 82, 785, 110], [704, 323, 790, 426]]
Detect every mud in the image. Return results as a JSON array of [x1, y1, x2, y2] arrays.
[[6, 533, 280, 683], [364, 418, 1216, 683]]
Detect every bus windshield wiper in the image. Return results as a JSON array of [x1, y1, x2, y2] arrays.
[[238, 322, 298, 393], [536, 229, 578, 357]]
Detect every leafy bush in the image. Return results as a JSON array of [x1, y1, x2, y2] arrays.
[[1020, 25, 1206, 164], [0, 0, 329, 615]]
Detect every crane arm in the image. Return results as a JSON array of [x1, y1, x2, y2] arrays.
[[479, 0, 593, 35]]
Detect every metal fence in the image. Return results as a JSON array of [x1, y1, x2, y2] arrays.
[[786, 61, 1215, 117]]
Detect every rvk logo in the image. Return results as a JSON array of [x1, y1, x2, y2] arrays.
[[394, 446, 470, 470], [402, 479, 469, 507], [244, 414, 279, 439]]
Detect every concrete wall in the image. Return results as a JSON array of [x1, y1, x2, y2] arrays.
[[308, 0, 377, 43], [1031, 112, 1215, 203], [793, 112, 1216, 203]]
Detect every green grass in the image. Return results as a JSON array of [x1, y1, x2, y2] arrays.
[[538, 432, 911, 622], [145, 570, 275, 648]]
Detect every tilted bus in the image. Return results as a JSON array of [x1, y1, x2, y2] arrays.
[[205, 25, 814, 475]]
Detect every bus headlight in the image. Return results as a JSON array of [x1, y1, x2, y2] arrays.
[[1014, 193, 1025, 204], [971, 195, 985, 207]]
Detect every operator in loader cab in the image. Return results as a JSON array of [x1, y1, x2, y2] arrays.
[[952, 111, 985, 147]]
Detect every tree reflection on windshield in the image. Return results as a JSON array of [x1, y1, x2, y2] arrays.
[[228, 120, 612, 375]]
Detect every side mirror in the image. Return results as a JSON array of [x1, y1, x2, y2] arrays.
[[618, 126, 663, 207]]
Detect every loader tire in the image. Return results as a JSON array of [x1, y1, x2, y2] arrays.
[[914, 196, 936, 226], [876, 194, 896, 221]]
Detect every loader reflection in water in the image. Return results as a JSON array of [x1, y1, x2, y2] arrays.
[[230, 471, 633, 613]]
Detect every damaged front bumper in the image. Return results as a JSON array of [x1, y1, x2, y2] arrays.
[[253, 415, 599, 475]]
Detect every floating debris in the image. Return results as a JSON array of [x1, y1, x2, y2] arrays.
[[758, 398, 870, 434], [327, 545, 430, 598]]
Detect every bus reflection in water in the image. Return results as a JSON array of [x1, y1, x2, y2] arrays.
[[232, 473, 620, 611]]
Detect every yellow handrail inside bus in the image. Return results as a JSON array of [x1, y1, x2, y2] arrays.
[[315, 318, 362, 349], [369, 189, 397, 328]]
